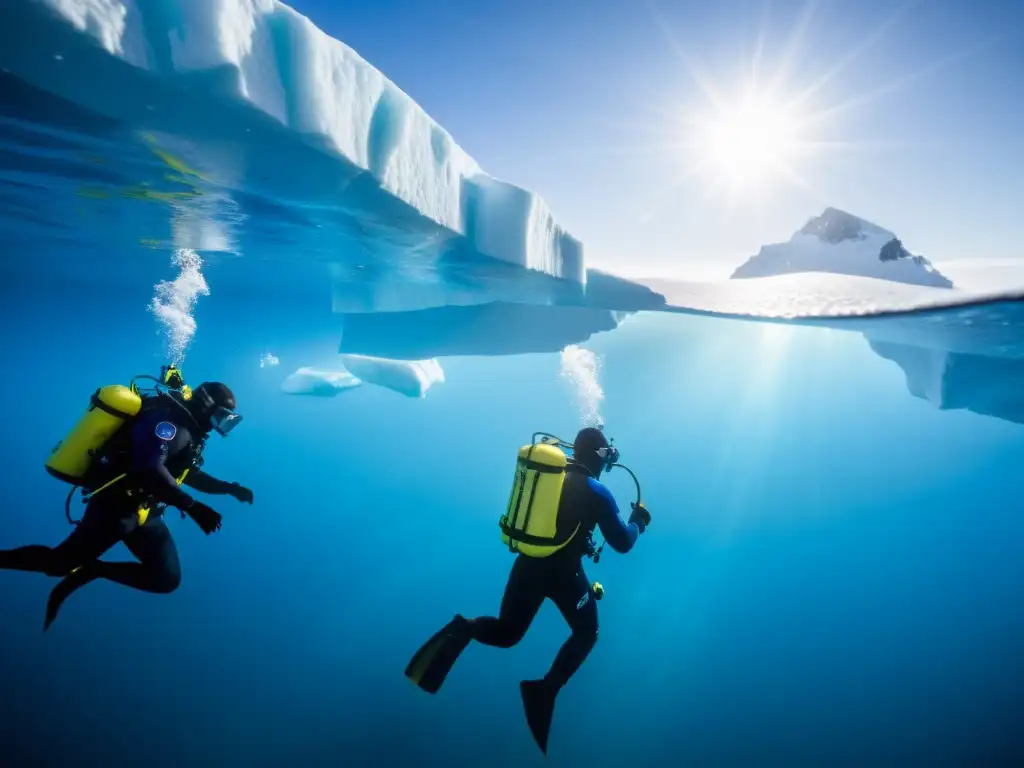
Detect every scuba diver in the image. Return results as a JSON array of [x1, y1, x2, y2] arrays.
[[0, 366, 254, 630], [405, 426, 651, 755]]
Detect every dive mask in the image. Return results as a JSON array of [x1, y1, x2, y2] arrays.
[[595, 444, 619, 472], [194, 383, 243, 437], [210, 406, 242, 437]]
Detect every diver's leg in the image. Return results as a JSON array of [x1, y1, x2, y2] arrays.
[[74, 517, 181, 593], [519, 564, 599, 755], [103, 517, 181, 592], [0, 500, 124, 576], [44, 517, 180, 631], [544, 564, 599, 687], [469, 556, 546, 648], [405, 557, 545, 694], [0, 545, 59, 574]]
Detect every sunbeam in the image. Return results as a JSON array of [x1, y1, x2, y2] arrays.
[[616, 0, 1006, 223]]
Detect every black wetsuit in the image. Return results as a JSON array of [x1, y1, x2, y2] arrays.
[[470, 463, 641, 688], [0, 397, 236, 593]]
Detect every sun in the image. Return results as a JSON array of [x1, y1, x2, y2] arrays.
[[695, 93, 804, 192]]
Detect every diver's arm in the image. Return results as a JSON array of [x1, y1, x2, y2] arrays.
[[185, 468, 254, 504], [129, 419, 196, 510], [135, 457, 195, 510], [183, 468, 236, 495], [588, 478, 640, 553]]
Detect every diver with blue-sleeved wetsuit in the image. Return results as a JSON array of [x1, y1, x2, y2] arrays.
[[0, 371, 253, 630], [406, 427, 652, 755]]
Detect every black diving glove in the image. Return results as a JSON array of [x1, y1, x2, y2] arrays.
[[227, 482, 254, 505], [185, 500, 222, 535], [629, 503, 651, 534]]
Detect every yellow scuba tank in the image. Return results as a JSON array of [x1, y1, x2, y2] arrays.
[[46, 385, 143, 487], [499, 441, 579, 557]]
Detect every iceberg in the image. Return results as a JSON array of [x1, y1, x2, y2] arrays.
[[281, 366, 361, 397], [869, 340, 1024, 425], [3, 0, 582, 282], [338, 354, 444, 398], [327, 267, 663, 316], [338, 302, 627, 360]]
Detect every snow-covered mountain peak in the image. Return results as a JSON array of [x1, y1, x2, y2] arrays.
[[732, 208, 954, 288]]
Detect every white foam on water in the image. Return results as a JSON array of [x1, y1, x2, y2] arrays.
[[149, 248, 209, 364], [260, 352, 280, 368], [559, 344, 604, 428]]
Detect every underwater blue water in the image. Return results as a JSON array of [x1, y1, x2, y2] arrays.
[[2, 51, 1024, 768]]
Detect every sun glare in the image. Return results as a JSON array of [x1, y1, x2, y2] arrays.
[[697, 94, 803, 191], [640, 0, 992, 213]]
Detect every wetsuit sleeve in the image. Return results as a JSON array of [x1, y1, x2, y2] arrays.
[[588, 477, 639, 553], [183, 468, 236, 495], [129, 417, 195, 510]]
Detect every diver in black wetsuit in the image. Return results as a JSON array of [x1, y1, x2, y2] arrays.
[[0, 381, 254, 630], [406, 427, 651, 754]]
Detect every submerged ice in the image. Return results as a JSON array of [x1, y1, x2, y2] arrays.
[[339, 355, 444, 399], [337, 302, 627, 360], [869, 340, 1024, 425], [281, 366, 361, 397], [283, 356, 444, 399]]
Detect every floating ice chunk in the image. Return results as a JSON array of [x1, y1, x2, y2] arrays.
[[338, 355, 444, 398], [281, 366, 361, 397]]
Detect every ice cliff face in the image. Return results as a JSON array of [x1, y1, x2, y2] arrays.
[[731, 208, 954, 288], [6, 0, 583, 282]]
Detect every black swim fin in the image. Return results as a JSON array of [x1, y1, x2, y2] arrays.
[[520, 679, 559, 755], [405, 615, 472, 694], [44, 566, 94, 632]]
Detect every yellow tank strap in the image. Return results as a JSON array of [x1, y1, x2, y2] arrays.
[[78, 467, 192, 527], [502, 521, 581, 554], [83, 473, 127, 500], [137, 468, 190, 526]]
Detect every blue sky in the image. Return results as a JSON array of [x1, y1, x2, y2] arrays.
[[288, 0, 1023, 278]]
